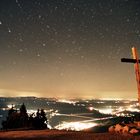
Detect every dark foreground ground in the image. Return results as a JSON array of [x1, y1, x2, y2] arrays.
[[0, 129, 140, 140]]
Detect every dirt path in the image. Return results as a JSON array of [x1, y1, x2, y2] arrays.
[[0, 129, 139, 140]]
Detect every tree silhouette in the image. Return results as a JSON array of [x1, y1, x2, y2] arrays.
[[2, 104, 48, 130], [33, 109, 47, 129]]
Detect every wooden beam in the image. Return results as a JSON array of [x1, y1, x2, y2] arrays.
[[121, 58, 140, 63], [132, 47, 140, 104]]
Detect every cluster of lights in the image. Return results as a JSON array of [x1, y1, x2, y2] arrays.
[[88, 103, 140, 116], [57, 99, 77, 105], [7, 104, 15, 108], [50, 110, 59, 118], [98, 108, 113, 114], [55, 121, 97, 131], [88, 106, 94, 111], [27, 109, 37, 116]]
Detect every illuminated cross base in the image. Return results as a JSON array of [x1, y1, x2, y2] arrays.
[[121, 47, 140, 105]]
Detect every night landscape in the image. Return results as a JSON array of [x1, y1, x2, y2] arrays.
[[0, 0, 140, 139]]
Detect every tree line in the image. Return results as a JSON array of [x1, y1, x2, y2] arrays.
[[2, 103, 48, 130]]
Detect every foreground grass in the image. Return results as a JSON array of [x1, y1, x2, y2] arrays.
[[0, 129, 139, 140]]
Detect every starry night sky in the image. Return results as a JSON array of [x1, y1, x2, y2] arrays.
[[0, 0, 140, 99]]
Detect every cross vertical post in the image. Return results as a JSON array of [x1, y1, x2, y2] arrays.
[[132, 47, 140, 104]]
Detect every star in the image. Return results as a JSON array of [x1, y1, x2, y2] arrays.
[[8, 28, 11, 33], [37, 53, 41, 57], [42, 43, 46, 47], [19, 49, 23, 53]]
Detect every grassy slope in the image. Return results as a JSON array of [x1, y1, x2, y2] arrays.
[[0, 129, 139, 140]]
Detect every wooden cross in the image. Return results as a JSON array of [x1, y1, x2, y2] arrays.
[[121, 47, 140, 104]]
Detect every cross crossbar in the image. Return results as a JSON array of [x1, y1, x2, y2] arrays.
[[121, 58, 140, 63]]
